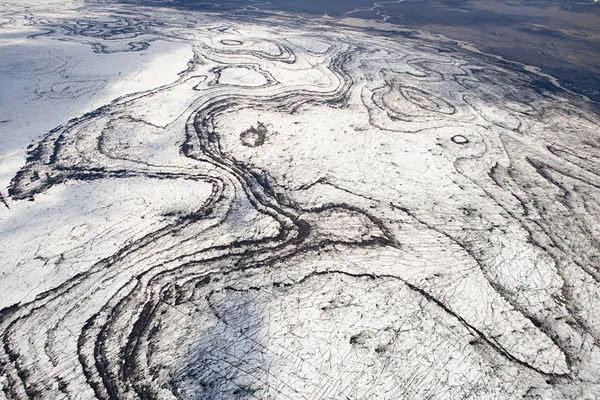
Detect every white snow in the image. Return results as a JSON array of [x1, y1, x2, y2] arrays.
[[0, 0, 599, 398]]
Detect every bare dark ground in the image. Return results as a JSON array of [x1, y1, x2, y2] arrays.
[[106, 0, 600, 102]]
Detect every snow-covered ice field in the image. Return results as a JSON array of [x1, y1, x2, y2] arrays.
[[1, 0, 600, 398]]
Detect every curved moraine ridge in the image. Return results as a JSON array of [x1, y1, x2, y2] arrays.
[[1, 2, 600, 399]]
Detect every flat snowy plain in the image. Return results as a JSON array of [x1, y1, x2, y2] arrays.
[[1, 0, 600, 399]]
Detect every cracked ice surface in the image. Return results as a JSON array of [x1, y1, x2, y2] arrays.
[[1, 1, 600, 399]]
